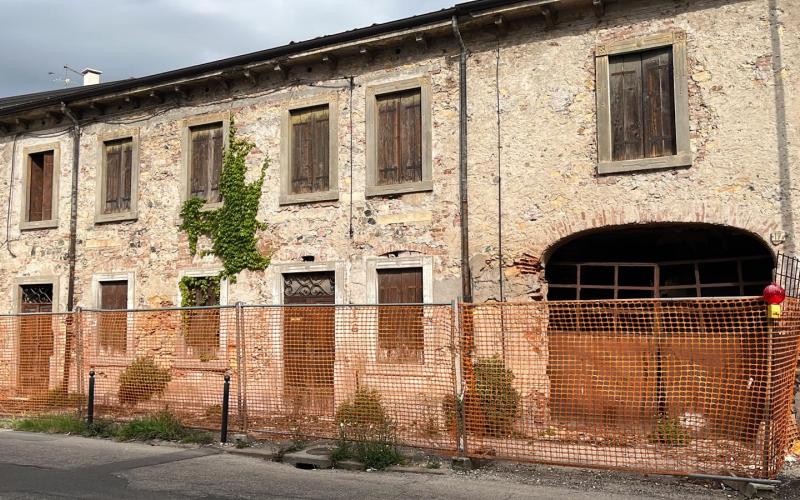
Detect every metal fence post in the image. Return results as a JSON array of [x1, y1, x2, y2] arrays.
[[763, 316, 775, 478], [235, 301, 247, 432], [452, 299, 466, 455], [74, 307, 84, 417], [87, 369, 95, 425], [221, 373, 231, 443]]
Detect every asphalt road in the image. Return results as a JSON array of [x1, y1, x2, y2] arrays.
[[0, 429, 796, 499]]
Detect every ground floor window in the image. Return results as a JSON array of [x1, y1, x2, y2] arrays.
[[179, 275, 221, 360], [377, 267, 424, 363]]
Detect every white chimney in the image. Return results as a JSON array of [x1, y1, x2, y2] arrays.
[[81, 68, 102, 86]]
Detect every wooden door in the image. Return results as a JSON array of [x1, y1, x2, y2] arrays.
[[283, 272, 335, 415], [18, 284, 54, 395], [99, 281, 128, 354]]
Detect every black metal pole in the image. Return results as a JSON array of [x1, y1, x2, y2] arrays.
[[221, 373, 230, 443], [87, 370, 95, 425]]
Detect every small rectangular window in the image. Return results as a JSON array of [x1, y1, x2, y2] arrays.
[[376, 89, 422, 186], [377, 268, 423, 363], [98, 280, 128, 354], [608, 47, 676, 162], [27, 151, 54, 223], [181, 276, 221, 360], [189, 123, 224, 203], [103, 139, 133, 214], [290, 105, 330, 195]]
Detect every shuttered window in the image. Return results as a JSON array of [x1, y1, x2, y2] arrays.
[[98, 280, 128, 354], [609, 47, 676, 161], [27, 151, 54, 222], [182, 277, 221, 360], [377, 268, 424, 363], [376, 89, 422, 186], [290, 105, 330, 194], [103, 138, 133, 214], [189, 123, 224, 203]]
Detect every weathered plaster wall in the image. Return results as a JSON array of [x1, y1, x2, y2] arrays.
[[466, 0, 800, 301]]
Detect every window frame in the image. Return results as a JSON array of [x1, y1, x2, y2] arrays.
[[91, 272, 135, 360], [180, 112, 230, 210], [95, 130, 140, 223], [175, 269, 229, 367], [12, 275, 60, 313], [279, 94, 340, 205], [595, 31, 691, 174], [365, 77, 433, 197], [20, 143, 60, 231]]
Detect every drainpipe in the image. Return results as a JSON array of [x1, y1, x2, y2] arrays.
[[452, 15, 472, 303], [61, 102, 80, 392], [61, 102, 80, 312]]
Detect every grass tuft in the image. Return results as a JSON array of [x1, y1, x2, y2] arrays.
[[13, 414, 86, 434], [116, 411, 213, 444]]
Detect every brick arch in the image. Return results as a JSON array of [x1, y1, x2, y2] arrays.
[[538, 202, 780, 264]]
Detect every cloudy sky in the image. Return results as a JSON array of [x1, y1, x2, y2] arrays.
[[0, 0, 456, 97]]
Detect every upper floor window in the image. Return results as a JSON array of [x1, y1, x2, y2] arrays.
[[280, 97, 339, 205], [96, 131, 140, 223], [189, 123, 224, 203], [596, 32, 691, 174], [21, 143, 60, 230], [181, 113, 228, 208], [366, 78, 432, 196]]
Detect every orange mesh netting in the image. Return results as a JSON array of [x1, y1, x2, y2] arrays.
[[0, 298, 797, 479]]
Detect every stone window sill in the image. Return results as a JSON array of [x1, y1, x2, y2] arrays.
[[598, 153, 692, 175], [279, 190, 339, 206], [95, 211, 138, 224], [366, 180, 433, 197], [20, 219, 59, 231]]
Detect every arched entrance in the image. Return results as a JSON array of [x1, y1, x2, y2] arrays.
[[545, 223, 774, 300]]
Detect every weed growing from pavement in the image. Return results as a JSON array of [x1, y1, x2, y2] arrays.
[[333, 388, 403, 470], [11, 411, 212, 444]]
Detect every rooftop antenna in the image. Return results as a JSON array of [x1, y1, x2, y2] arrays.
[[48, 65, 82, 87]]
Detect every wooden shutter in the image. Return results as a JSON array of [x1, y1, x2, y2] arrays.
[[209, 125, 223, 203], [100, 281, 128, 310], [376, 89, 422, 186], [104, 139, 133, 214], [27, 151, 53, 222], [609, 47, 675, 161], [99, 281, 127, 354], [642, 47, 676, 158], [377, 268, 424, 363], [290, 105, 329, 195]]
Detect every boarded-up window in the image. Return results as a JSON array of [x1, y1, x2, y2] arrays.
[[377, 268, 423, 363], [98, 280, 128, 354], [181, 276, 221, 360], [376, 89, 422, 186], [290, 105, 330, 194], [103, 139, 133, 214], [189, 123, 224, 203], [27, 151, 54, 222], [609, 47, 676, 161]]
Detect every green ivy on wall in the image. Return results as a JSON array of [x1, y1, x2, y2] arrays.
[[180, 119, 270, 283], [178, 275, 221, 307]]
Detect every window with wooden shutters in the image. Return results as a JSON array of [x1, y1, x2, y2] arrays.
[[609, 47, 675, 161], [377, 268, 424, 363], [596, 32, 690, 174], [98, 280, 128, 354], [290, 105, 330, 195], [103, 139, 133, 214], [189, 122, 224, 203], [376, 89, 422, 186], [181, 276, 221, 360], [27, 151, 54, 223], [366, 78, 432, 196]]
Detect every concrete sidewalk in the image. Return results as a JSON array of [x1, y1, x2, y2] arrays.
[[0, 429, 792, 499]]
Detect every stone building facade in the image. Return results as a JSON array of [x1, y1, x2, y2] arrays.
[[0, 0, 797, 312]]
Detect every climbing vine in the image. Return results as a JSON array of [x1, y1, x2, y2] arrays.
[[180, 119, 270, 282], [178, 276, 221, 307]]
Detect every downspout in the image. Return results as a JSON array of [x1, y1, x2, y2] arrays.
[[61, 102, 80, 312], [61, 102, 80, 392], [452, 15, 472, 303]]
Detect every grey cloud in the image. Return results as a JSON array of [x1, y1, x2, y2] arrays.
[[0, 0, 454, 97]]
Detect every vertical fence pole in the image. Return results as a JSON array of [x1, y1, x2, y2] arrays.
[[221, 373, 231, 444], [75, 308, 84, 417], [763, 315, 775, 478], [452, 299, 466, 455], [235, 301, 247, 432], [87, 369, 95, 425]]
